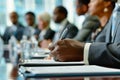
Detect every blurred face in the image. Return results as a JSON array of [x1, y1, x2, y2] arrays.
[[10, 12, 18, 25], [88, 0, 106, 16], [25, 14, 35, 26], [53, 8, 66, 23], [76, 0, 88, 16], [38, 18, 48, 30]]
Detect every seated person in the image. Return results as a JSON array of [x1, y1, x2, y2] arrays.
[[74, 0, 111, 42], [74, 0, 99, 42], [23, 12, 38, 39], [49, 0, 120, 69], [37, 12, 55, 48], [3, 11, 24, 44], [53, 6, 78, 41], [89, 0, 115, 42]]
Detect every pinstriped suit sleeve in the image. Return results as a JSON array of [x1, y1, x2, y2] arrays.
[[89, 43, 120, 68]]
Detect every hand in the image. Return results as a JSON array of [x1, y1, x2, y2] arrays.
[[48, 39, 85, 62], [44, 55, 53, 60], [39, 39, 52, 49]]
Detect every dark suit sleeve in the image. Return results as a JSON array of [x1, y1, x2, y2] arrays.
[[2, 28, 11, 44], [74, 21, 100, 42], [74, 15, 100, 42], [66, 25, 78, 39], [95, 24, 108, 42], [15, 27, 24, 41], [34, 28, 40, 36], [44, 29, 55, 40], [89, 43, 120, 68]]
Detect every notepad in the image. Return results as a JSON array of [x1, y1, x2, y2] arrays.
[[20, 65, 120, 78], [19, 59, 84, 67]]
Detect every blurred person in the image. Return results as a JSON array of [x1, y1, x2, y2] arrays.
[[49, 0, 120, 68], [45, 6, 78, 60], [3, 12, 24, 44], [74, 0, 101, 42], [76, 0, 89, 15], [75, 0, 90, 28], [53, 6, 78, 41], [24, 12, 39, 39], [89, 0, 116, 42], [37, 12, 55, 48]]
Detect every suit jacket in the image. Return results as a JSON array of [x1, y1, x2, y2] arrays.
[[74, 15, 100, 42], [37, 28, 55, 41], [23, 25, 39, 39], [3, 23, 25, 44], [89, 5, 120, 68], [59, 21, 78, 39]]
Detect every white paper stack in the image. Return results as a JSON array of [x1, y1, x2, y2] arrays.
[[21, 65, 120, 78], [19, 59, 84, 66]]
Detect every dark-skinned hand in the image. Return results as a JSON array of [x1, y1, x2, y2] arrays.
[[48, 39, 85, 62]]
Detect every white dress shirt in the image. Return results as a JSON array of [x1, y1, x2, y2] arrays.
[[53, 19, 68, 42], [39, 29, 47, 41], [24, 24, 37, 38], [29, 26, 36, 35], [75, 15, 86, 30], [10, 25, 17, 33], [84, 43, 91, 65], [38, 26, 49, 41]]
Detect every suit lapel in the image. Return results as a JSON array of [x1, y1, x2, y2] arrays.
[[111, 11, 120, 42], [59, 21, 69, 38], [106, 18, 112, 43]]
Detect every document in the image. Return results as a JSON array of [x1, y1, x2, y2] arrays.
[[19, 59, 84, 66], [20, 65, 120, 78], [26, 65, 120, 73], [30, 54, 49, 59]]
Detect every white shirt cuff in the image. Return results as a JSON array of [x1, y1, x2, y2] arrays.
[[84, 43, 91, 65]]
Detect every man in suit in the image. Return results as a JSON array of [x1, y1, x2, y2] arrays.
[[24, 12, 39, 39], [74, 0, 100, 42], [53, 6, 78, 41], [3, 12, 24, 44], [49, 2, 120, 68]]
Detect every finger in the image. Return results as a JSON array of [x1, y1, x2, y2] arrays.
[[50, 45, 65, 61], [51, 52, 63, 62], [48, 43, 55, 51], [48, 40, 64, 51], [56, 54, 64, 62], [50, 50, 59, 61], [55, 54, 67, 62], [56, 40, 65, 46], [50, 46, 60, 57]]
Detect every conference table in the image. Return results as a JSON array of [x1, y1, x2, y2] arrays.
[[5, 63, 120, 80]]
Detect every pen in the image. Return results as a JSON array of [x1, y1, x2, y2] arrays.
[[54, 27, 69, 61]]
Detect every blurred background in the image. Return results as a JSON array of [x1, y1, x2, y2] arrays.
[[0, 0, 119, 35], [0, 0, 120, 80], [0, 0, 82, 35]]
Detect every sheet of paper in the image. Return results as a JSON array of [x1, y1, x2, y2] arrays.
[[31, 54, 49, 57], [25, 65, 120, 74], [23, 59, 84, 65]]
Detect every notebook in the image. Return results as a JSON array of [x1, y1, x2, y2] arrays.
[[19, 59, 84, 67], [19, 65, 120, 78]]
